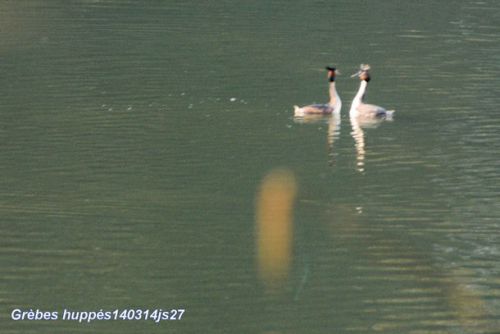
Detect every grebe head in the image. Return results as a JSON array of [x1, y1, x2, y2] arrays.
[[350, 64, 371, 82], [326, 66, 339, 82]]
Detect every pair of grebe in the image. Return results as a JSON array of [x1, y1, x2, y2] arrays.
[[293, 64, 394, 122]]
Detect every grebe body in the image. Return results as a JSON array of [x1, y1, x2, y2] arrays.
[[294, 66, 342, 117], [349, 64, 394, 122]]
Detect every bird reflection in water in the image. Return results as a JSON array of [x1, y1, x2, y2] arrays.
[[349, 64, 395, 173], [293, 113, 341, 167], [350, 114, 388, 173]]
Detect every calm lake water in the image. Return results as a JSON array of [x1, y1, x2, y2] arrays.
[[1, 1, 499, 333]]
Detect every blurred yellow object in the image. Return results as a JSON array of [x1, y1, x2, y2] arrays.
[[256, 168, 297, 290], [447, 267, 490, 331]]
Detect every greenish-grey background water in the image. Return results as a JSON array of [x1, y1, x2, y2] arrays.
[[1, 1, 499, 333]]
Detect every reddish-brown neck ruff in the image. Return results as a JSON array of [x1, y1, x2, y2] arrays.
[[359, 71, 370, 82], [327, 70, 336, 82]]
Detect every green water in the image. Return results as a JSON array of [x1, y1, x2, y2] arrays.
[[1, 1, 499, 333]]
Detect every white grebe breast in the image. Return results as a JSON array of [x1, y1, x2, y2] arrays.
[[349, 64, 394, 122]]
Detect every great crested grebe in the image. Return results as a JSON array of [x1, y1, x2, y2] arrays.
[[350, 64, 394, 121], [294, 66, 342, 117]]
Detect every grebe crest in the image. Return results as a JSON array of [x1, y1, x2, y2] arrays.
[[351, 64, 371, 82]]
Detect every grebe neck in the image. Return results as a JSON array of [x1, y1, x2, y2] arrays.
[[350, 80, 368, 116], [352, 80, 368, 106], [328, 80, 339, 106], [354, 80, 368, 103]]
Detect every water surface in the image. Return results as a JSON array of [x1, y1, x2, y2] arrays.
[[1, 1, 499, 333]]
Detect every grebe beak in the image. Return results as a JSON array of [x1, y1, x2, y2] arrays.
[[350, 70, 361, 78]]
